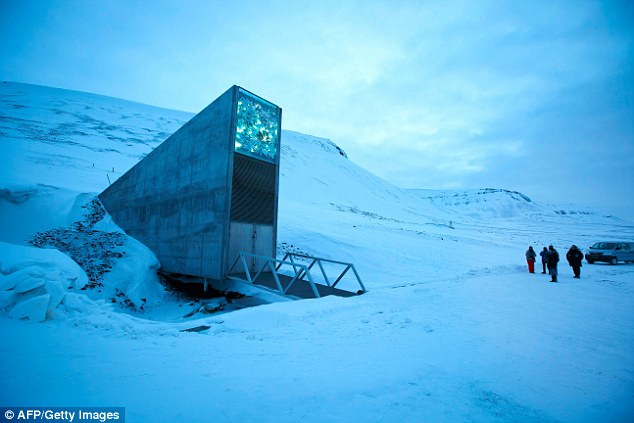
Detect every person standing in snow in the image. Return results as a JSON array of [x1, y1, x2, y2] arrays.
[[566, 245, 584, 279], [525, 246, 537, 273], [540, 247, 548, 274], [546, 245, 560, 282]]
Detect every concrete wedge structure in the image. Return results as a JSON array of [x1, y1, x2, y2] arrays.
[[99, 86, 282, 281]]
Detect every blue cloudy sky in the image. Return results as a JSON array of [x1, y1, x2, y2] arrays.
[[1, 0, 633, 219]]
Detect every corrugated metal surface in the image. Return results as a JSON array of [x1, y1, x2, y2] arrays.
[[230, 153, 276, 224]]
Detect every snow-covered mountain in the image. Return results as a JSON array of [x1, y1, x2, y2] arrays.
[[0, 81, 191, 192], [1, 82, 633, 422]]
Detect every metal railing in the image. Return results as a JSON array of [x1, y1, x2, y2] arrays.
[[226, 252, 366, 299], [277, 252, 366, 293]]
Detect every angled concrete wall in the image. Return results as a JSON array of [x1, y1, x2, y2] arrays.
[[99, 86, 236, 279]]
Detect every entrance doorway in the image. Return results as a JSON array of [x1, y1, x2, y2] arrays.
[[228, 221, 274, 273]]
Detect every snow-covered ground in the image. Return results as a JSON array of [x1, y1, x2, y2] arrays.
[[1, 81, 633, 422]]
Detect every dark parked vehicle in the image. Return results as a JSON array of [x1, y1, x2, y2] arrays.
[[585, 242, 634, 265]]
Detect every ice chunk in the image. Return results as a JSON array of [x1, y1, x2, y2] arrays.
[[0, 274, 18, 292], [14, 277, 46, 294], [0, 266, 47, 291], [9, 294, 50, 322], [0, 290, 16, 309], [45, 280, 66, 311], [62, 292, 98, 314]]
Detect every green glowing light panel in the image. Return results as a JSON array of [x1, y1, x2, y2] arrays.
[[234, 88, 281, 162]]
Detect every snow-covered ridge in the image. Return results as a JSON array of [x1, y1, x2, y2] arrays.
[[412, 188, 533, 203], [408, 188, 537, 219], [282, 129, 348, 158], [0, 81, 192, 192]]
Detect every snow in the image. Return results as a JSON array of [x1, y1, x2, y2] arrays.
[[1, 81, 633, 422], [8, 294, 50, 322]]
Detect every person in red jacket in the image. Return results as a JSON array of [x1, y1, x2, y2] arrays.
[[525, 246, 537, 273]]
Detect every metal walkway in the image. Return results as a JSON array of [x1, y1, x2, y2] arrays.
[[226, 252, 366, 300]]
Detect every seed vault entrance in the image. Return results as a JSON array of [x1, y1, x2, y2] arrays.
[[98, 86, 282, 282]]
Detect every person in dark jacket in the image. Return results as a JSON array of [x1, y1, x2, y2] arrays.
[[566, 245, 584, 278], [525, 246, 537, 273], [539, 247, 548, 274], [546, 245, 559, 282]]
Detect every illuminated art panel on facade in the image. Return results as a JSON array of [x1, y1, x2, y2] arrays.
[[234, 88, 280, 162]]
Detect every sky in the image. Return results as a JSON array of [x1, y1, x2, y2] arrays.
[[1, 0, 633, 219]]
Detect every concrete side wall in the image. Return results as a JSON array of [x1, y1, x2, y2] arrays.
[[99, 86, 237, 279]]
